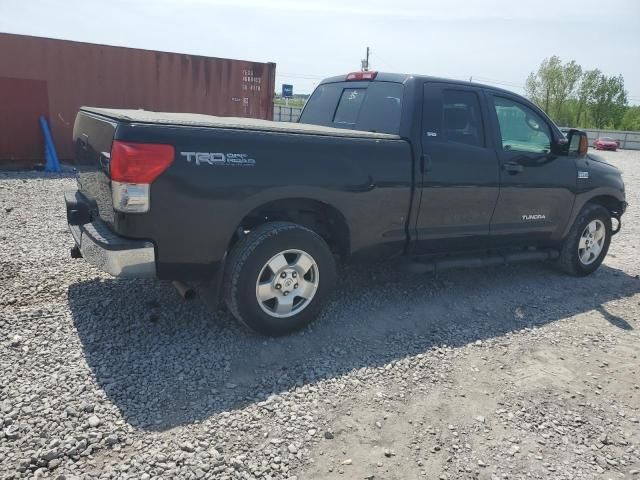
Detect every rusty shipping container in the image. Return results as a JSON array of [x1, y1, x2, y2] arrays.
[[0, 32, 276, 166]]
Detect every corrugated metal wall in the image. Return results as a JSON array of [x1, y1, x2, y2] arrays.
[[273, 105, 303, 122], [0, 33, 276, 166], [582, 129, 640, 150]]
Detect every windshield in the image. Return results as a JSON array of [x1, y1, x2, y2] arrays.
[[299, 81, 404, 134]]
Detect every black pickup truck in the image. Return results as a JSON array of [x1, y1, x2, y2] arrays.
[[66, 71, 627, 335]]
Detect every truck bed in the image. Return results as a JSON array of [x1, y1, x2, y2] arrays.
[[80, 107, 400, 140], [72, 107, 413, 281]]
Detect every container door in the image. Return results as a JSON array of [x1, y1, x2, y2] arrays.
[[0, 77, 49, 165]]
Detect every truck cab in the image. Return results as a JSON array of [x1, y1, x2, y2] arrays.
[[299, 72, 625, 255]]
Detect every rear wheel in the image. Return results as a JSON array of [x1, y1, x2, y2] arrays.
[[223, 222, 336, 336], [558, 203, 611, 276]]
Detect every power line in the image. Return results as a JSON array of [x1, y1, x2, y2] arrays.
[[370, 51, 396, 72], [277, 72, 325, 80], [472, 76, 526, 90]]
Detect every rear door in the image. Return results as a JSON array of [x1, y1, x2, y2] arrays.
[[486, 93, 576, 244], [413, 82, 500, 252]]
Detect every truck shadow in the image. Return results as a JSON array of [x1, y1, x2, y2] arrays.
[[67, 261, 639, 431]]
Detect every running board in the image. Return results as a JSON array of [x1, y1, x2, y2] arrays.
[[407, 249, 559, 273]]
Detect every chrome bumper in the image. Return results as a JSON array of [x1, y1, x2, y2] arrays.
[[69, 221, 156, 278]]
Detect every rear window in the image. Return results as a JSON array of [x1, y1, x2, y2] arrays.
[[299, 81, 404, 134], [333, 89, 366, 126]]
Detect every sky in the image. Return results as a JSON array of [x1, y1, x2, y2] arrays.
[[1, 0, 639, 102]]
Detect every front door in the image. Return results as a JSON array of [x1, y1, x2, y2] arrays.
[[413, 82, 500, 253], [487, 93, 576, 245]]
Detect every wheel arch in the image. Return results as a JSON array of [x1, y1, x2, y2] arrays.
[[227, 197, 351, 261], [587, 194, 626, 216], [561, 189, 626, 240]]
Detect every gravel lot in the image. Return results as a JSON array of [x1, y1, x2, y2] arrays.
[[1, 149, 639, 480]]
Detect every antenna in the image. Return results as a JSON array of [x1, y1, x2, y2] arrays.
[[361, 47, 370, 71]]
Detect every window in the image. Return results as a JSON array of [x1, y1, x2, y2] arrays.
[[442, 90, 484, 147], [356, 83, 403, 134], [493, 96, 551, 153], [422, 87, 485, 148], [299, 84, 342, 125], [333, 88, 366, 126], [299, 81, 404, 134]]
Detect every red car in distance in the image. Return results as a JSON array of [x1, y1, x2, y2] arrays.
[[593, 137, 619, 151]]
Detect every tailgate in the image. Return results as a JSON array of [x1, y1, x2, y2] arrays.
[[73, 110, 118, 226]]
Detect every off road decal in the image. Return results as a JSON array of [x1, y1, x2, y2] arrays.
[[181, 152, 256, 167]]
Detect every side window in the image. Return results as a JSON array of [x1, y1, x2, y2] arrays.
[[492, 96, 551, 153], [442, 90, 484, 147], [422, 86, 485, 148]]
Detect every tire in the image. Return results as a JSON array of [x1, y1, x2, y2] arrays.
[[558, 203, 612, 276], [223, 222, 336, 336]]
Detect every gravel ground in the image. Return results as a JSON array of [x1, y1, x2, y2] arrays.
[[1, 149, 639, 480]]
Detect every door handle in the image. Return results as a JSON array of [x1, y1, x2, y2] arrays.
[[503, 162, 524, 174], [421, 154, 433, 173]]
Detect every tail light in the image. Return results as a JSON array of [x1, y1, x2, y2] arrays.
[[346, 71, 378, 81], [110, 141, 175, 213]]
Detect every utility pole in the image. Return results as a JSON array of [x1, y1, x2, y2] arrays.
[[361, 47, 370, 71]]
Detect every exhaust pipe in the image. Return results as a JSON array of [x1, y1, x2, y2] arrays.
[[172, 281, 196, 301]]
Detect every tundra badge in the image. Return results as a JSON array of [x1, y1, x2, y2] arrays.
[[522, 214, 546, 221]]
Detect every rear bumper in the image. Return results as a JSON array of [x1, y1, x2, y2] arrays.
[[66, 190, 156, 278]]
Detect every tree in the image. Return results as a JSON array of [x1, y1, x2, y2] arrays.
[[525, 56, 563, 114], [621, 106, 640, 131], [575, 69, 600, 126], [525, 56, 582, 125], [554, 60, 582, 124], [525, 57, 628, 129], [590, 74, 627, 129]]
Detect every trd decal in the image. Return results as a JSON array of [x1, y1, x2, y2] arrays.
[[181, 152, 256, 167]]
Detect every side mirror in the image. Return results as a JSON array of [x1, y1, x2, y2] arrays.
[[566, 129, 588, 157]]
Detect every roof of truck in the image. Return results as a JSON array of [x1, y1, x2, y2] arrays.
[[319, 72, 518, 97], [80, 107, 401, 140]]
